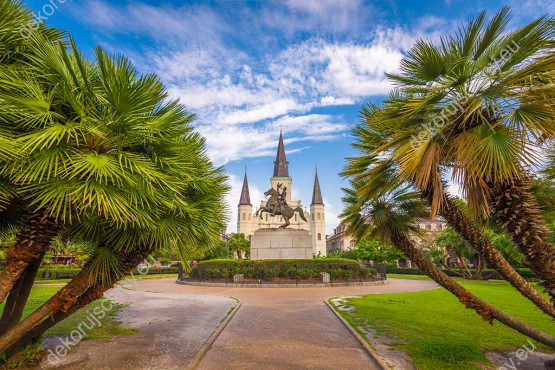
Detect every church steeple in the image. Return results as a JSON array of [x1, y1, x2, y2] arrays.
[[273, 130, 289, 177], [311, 168, 323, 205], [239, 172, 251, 205]]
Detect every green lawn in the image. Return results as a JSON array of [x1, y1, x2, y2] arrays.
[[124, 273, 178, 280], [330, 280, 555, 370], [387, 273, 435, 280], [1, 286, 136, 343]]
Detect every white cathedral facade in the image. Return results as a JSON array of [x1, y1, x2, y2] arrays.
[[237, 131, 327, 256]]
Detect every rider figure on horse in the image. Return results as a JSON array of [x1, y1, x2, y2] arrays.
[[271, 183, 287, 216]]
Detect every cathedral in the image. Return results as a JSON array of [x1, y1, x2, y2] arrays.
[[237, 131, 327, 256]]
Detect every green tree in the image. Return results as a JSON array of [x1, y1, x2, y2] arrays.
[[435, 228, 485, 279], [341, 181, 555, 349], [0, 0, 228, 359], [355, 238, 403, 263], [346, 8, 555, 319], [203, 241, 231, 260], [227, 233, 250, 259], [484, 229, 524, 267], [379, 7, 555, 302]]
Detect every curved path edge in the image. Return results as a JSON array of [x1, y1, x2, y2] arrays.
[[325, 300, 389, 370], [185, 301, 243, 370]]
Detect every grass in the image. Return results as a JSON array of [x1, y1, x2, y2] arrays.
[[124, 273, 178, 280], [330, 280, 555, 370], [387, 273, 434, 280], [32, 273, 177, 285], [0, 285, 136, 344]]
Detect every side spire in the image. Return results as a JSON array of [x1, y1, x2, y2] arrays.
[[239, 171, 251, 205], [311, 167, 323, 205], [273, 130, 289, 177]]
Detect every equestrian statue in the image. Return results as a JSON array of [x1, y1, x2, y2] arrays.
[[255, 183, 308, 228]]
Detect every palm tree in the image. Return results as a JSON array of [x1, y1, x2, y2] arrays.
[[346, 104, 555, 319], [0, 0, 66, 304], [0, 2, 228, 357], [227, 233, 250, 259], [435, 228, 484, 279], [341, 181, 555, 349], [378, 8, 555, 302]]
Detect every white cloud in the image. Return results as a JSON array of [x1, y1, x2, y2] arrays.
[[273, 114, 349, 135], [68, 0, 451, 167], [323, 197, 340, 235], [218, 99, 304, 125]]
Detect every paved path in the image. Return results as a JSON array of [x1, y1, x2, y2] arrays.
[[40, 284, 237, 369], [40, 278, 438, 369]]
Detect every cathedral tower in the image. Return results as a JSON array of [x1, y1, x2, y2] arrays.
[[310, 168, 326, 256], [237, 172, 253, 236]]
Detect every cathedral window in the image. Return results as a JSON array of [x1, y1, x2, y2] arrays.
[[265, 214, 268, 222], [248, 214, 251, 220], [311, 213, 314, 220], [317, 233, 321, 241], [317, 213, 321, 220], [242, 213, 246, 221], [295, 214, 297, 221]]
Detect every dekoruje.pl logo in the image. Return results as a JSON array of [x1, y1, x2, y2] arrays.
[[19, 0, 70, 39], [46, 299, 113, 365]]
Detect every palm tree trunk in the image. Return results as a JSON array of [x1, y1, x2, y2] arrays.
[[0, 246, 155, 353], [0, 266, 91, 351], [0, 251, 45, 336], [475, 256, 484, 279], [392, 232, 555, 349], [439, 262, 467, 277], [4, 286, 106, 357], [0, 211, 59, 304], [434, 192, 555, 319], [459, 257, 473, 279], [491, 180, 555, 303]]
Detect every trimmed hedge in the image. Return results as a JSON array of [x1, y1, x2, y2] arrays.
[[38, 267, 81, 280], [387, 267, 537, 280], [36, 266, 179, 280], [141, 267, 179, 275], [190, 258, 377, 281]]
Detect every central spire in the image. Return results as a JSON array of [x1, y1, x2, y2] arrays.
[[273, 130, 289, 177]]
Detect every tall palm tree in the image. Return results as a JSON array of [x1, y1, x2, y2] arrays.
[[341, 181, 555, 349], [0, 0, 66, 304], [377, 8, 555, 302], [345, 104, 555, 319], [0, 1, 228, 356]]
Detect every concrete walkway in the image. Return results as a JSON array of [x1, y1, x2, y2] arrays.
[[140, 278, 438, 370], [40, 278, 438, 369]]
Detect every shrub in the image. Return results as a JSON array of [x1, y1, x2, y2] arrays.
[[192, 259, 375, 282], [360, 267, 377, 278], [329, 268, 353, 280], [297, 268, 319, 279], [258, 267, 280, 280]]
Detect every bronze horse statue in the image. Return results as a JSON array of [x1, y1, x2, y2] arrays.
[[255, 187, 308, 228]]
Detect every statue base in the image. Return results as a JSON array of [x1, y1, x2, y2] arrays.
[[250, 228, 312, 260]]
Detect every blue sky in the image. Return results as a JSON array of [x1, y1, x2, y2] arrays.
[[24, 0, 553, 233]]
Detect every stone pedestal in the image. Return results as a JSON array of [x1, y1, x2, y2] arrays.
[[250, 228, 312, 260]]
